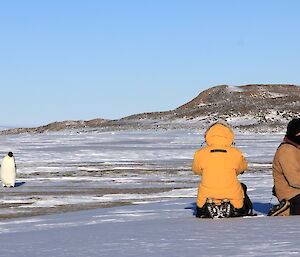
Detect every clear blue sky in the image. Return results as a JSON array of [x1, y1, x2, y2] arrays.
[[1, 0, 300, 127]]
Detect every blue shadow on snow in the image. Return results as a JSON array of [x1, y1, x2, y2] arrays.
[[252, 202, 272, 215], [185, 202, 197, 216], [15, 182, 26, 187]]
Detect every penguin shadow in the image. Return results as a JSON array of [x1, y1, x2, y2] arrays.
[[14, 182, 26, 187], [252, 202, 272, 215], [185, 202, 197, 216]]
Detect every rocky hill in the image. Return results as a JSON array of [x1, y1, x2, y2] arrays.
[[0, 119, 109, 135], [1, 84, 299, 134], [175, 84, 299, 129], [103, 84, 300, 132]]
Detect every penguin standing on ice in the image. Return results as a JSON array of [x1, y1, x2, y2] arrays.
[[0, 152, 17, 187]]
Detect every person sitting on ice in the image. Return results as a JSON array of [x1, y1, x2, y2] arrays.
[[269, 118, 300, 216], [192, 121, 253, 218]]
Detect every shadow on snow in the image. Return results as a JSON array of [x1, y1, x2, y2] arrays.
[[15, 182, 26, 187]]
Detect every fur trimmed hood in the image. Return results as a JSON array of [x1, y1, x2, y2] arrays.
[[205, 121, 234, 146]]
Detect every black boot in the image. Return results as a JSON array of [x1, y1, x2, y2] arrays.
[[195, 206, 203, 218]]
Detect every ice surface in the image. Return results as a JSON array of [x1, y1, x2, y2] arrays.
[[0, 199, 299, 257], [0, 129, 298, 256], [0, 130, 282, 211]]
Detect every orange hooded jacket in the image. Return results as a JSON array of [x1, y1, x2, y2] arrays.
[[192, 123, 248, 208]]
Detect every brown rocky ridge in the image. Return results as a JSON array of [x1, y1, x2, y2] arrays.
[[1, 84, 299, 134], [101, 84, 300, 132], [0, 118, 109, 135]]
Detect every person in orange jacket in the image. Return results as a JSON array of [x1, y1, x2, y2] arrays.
[[192, 122, 252, 217]]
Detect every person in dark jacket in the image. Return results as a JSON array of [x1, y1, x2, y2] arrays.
[[271, 118, 300, 216]]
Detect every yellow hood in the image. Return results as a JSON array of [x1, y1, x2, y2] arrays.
[[205, 123, 234, 146]]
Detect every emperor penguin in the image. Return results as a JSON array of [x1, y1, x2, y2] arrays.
[[0, 152, 17, 187]]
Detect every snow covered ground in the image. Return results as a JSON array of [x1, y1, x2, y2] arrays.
[[1, 198, 300, 257], [1, 129, 299, 256]]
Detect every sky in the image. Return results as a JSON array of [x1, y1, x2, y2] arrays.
[[1, 0, 300, 127]]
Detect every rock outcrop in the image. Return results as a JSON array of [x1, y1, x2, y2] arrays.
[[0, 119, 109, 135], [109, 84, 300, 132], [1, 84, 299, 134]]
